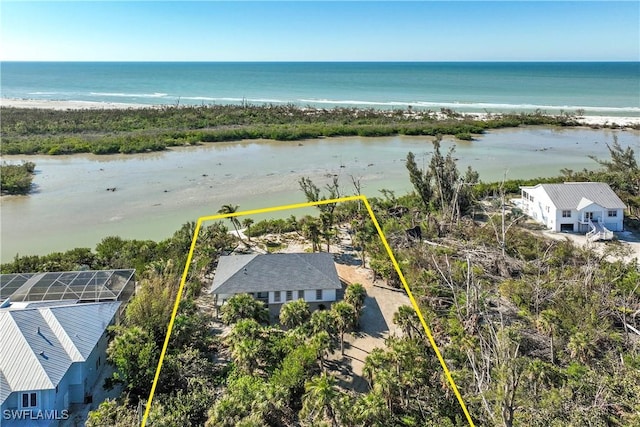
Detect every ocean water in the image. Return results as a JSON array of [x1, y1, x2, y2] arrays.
[[1, 62, 639, 116]]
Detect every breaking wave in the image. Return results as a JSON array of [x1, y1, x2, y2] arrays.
[[89, 92, 169, 98]]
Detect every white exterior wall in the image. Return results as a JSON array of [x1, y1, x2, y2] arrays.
[[80, 331, 109, 399], [578, 202, 606, 224], [522, 187, 625, 232], [522, 187, 557, 230], [554, 208, 575, 232], [1, 388, 61, 426], [217, 289, 338, 306], [268, 291, 278, 304], [605, 208, 624, 231], [0, 307, 118, 427], [575, 202, 624, 231], [269, 289, 336, 304]]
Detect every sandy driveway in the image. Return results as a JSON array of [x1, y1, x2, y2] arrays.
[[333, 263, 411, 392], [249, 226, 413, 392], [541, 229, 640, 265]]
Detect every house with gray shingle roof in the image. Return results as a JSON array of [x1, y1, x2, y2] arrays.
[[210, 253, 342, 315], [520, 182, 626, 239], [0, 300, 121, 426]]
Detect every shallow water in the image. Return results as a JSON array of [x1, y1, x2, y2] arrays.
[[1, 127, 638, 262]]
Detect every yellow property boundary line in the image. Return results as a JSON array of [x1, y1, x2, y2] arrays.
[[141, 195, 474, 426]]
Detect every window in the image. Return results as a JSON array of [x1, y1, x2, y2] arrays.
[[274, 291, 281, 302], [608, 210, 617, 217], [286, 290, 293, 301], [316, 289, 322, 301], [562, 210, 571, 218], [298, 290, 304, 300], [21, 392, 37, 408]]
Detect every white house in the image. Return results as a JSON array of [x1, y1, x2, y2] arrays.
[[0, 269, 135, 426], [210, 253, 342, 317], [0, 300, 121, 426], [520, 182, 626, 239]]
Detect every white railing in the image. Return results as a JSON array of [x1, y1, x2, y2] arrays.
[[586, 219, 614, 242]]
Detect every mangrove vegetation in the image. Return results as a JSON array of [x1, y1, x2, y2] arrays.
[[2, 137, 639, 426], [0, 161, 36, 195], [0, 104, 600, 156]]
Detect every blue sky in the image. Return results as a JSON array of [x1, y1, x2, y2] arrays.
[[1, 1, 638, 61]]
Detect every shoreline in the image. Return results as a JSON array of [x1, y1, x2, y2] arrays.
[[2, 126, 638, 262], [2, 98, 639, 128]]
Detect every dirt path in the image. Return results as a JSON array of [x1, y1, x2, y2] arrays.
[[333, 262, 411, 392], [541, 229, 640, 265], [231, 225, 413, 392]]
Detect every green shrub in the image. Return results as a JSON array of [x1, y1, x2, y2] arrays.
[[1, 162, 36, 195]]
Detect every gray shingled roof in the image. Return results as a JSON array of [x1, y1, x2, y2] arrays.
[[524, 182, 626, 210], [0, 301, 120, 405], [211, 253, 341, 295]]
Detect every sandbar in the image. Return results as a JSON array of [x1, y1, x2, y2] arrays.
[[1, 98, 638, 127]]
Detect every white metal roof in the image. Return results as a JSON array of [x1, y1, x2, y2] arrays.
[[521, 182, 626, 210], [0, 369, 10, 405], [0, 301, 120, 405]]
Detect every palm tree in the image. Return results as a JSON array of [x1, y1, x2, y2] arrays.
[[344, 283, 366, 313], [310, 309, 336, 336], [242, 217, 254, 242], [567, 331, 596, 363], [310, 331, 332, 372], [230, 337, 261, 374], [525, 359, 552, 397], [392, 305, 421, 339], [320, 211, 334, 252], [220, 293, 269, 325], [218, 204, 241, 239], [279, 299, 311, 329], [362, 348, 388, 389], [331, 301, 357, 355], [300, 373, 340, 427], [372, 368, 397, 412], [302, 217, 322, 252], [536, 309, 559, 364], [353, 388, 391, 425], [344, 283, 366, 328], [225, 319, 264, 374]]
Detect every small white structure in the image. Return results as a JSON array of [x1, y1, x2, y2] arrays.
[[520, 182, 626, 240]]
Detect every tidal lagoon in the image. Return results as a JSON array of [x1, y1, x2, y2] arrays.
[[2, 126, 638, 262]]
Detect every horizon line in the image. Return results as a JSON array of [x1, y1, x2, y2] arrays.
[[2, 59, 639, 63]]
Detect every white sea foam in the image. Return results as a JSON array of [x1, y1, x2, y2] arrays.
[[181, 96, 288, 104], [22, 90, 640, 114], [10, 92, 640, 116], [89, 92, 169, 98], [298, 98, 640, 113]]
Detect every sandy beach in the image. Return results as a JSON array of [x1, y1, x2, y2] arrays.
[[0, 98, 150, 110], [460, 111, 640, 128], [2, 98, 638, 127]]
